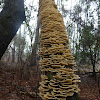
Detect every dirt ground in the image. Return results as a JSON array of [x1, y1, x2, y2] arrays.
[[79, 74, 100, 100], [0, 65, 100, 100]]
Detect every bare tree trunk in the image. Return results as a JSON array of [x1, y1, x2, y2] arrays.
[[23, 13, 40, 80], [91, 58, 96, 80], [12, 44, 15, 63], [90, 48, 96, 79], [0, 0, 25, 60], [12, 37, 16, 63], [30, 13, 40, 67]]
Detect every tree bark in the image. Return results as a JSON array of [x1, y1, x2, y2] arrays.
[[12, 44, 15, 63], [30, 14, 40, 67], [0, 0, 25, 60], [90, 52, 96, 79], [66, 93, 80, 100]]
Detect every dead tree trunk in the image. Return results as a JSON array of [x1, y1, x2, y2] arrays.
[[39, 0, 80, 99], [0, 0, 25, 60]]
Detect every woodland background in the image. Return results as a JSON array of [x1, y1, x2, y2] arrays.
[[0, 0, 100, 100]]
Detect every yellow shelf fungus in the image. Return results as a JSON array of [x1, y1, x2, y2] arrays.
[[39, 0, 80, 99]]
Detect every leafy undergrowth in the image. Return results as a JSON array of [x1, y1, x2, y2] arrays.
[[0, 64, 100, 100]]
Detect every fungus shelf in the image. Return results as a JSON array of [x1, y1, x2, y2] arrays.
[[39, 0, 81, 99]]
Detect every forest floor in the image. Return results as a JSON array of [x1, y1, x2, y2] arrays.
[[79, 74, 100, 100], [0, 63, 100, 100]]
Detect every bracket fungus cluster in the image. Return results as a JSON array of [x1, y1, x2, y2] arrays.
[[38, 0, 81, 99]]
